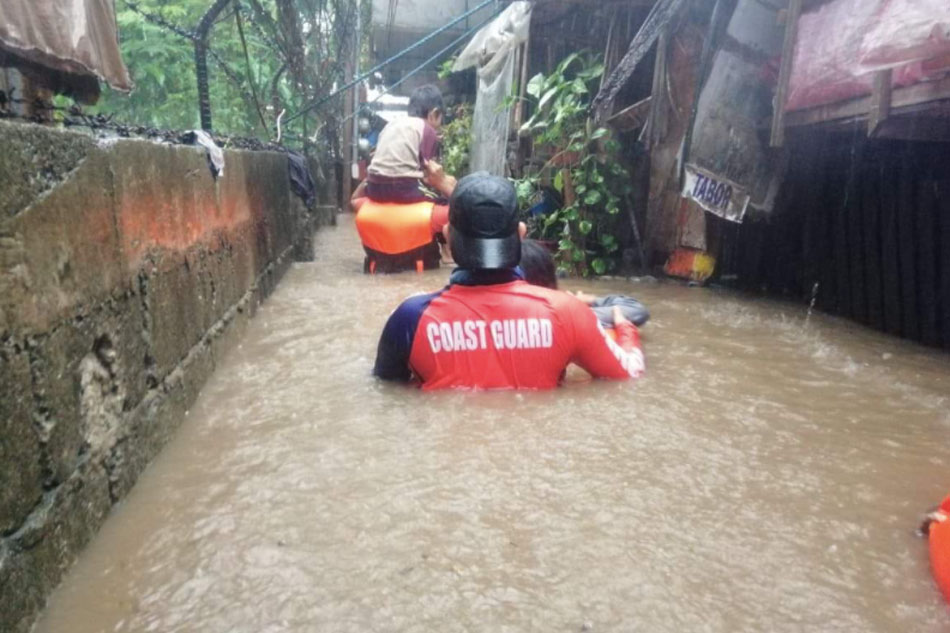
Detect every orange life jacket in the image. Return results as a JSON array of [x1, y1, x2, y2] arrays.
[[355, 200, 435, 255], [930, 496, 950, 603]]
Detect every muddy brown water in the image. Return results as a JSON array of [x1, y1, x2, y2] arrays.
[[34, 215, 950, 632]]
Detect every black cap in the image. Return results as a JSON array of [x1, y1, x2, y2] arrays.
[[449, 173, 521, 270]]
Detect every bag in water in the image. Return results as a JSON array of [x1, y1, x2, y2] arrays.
[[590, 295, 650, 328]]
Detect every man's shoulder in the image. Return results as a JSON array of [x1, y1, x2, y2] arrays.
[[388, 289, 446, 326], [397, 289, 444, 309], [385, 116, 426, 135], [376, 289, 446, 381]]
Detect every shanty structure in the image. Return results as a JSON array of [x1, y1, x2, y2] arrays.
[[494, 0, 950, 348], [774, 0, 950, 142], [511, 0, 738, 267], [746, 0, 950, 348], [0, 0, 132, 107]]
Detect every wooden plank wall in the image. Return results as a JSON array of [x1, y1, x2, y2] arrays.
[[722, 133, 950, 350]]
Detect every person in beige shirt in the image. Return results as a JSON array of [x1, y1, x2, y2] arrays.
[[352, 84, 457, 250], [354, 84, 456, 204]]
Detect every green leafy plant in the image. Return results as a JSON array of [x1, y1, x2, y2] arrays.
[[92, 0, 362, 144], [441, 102, 472, 177], [511, 52, 631, 276], [437, 57, 457, 80]]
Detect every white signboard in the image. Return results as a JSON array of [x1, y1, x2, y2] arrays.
[[682, 163, 750, 223]]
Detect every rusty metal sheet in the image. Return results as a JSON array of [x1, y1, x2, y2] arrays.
[[0, 0, 132, 92]]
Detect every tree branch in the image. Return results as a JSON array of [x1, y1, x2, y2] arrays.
[[235, 4, 269, 131], [206, 46, 262, 116], [123, 1, 195, 40]]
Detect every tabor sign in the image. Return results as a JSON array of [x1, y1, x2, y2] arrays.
[[682, 164, 750, 223]]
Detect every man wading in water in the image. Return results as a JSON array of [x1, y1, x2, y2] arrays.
[[373, 173, 645, 390]]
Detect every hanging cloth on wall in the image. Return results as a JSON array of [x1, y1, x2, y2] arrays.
[[287, 152, 316, 208], [183, 130, 225, 179], [453, 2, 532, 177]]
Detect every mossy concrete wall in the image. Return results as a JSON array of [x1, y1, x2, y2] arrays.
[[0, 120, 329, 632]]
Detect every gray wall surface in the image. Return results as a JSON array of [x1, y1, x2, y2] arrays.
[[0, 120, 327, 633]]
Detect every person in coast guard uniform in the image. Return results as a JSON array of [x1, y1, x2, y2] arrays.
[[373, 173, 645, 390]]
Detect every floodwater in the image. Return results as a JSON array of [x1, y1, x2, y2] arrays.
[[35, 214, 950, 633]]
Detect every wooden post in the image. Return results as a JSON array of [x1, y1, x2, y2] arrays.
[[509, 43, 521, 135], [13, 71, 52, 123], [896, 148, 919, 341], [770, 0, 802, 148], [513, 35, 531, 177], [938, 176, 950, 349], [832, 159, 852, 317], [341, 60, 354, 210], [817, 158, 837, 312], [799, 148, 818, 301], [514, 37, 530, 130], [1, 68, 26, 119], [861, 148, 884, 330], [846, 144, 867, 324], [647, 26, 669, 149], [868, 69, 892, 137], [880, 151, 903, 335], [916, 151, 938, 346], [599, 11, 616, 92]]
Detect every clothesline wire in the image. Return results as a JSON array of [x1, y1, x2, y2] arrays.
[[340, 5, 502, 128], [283, 0, 500, 125]]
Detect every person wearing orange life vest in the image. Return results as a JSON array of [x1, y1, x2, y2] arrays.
[[920, 496, 950, 603], [373, 173, 645, 390], [353, 85, 457, 271]]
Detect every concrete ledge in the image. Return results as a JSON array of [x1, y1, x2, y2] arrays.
[[0, 120, 320, 633], [0, 123, 96, 220]]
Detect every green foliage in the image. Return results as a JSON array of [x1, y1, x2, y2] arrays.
[[93, 0, 361, 144], [437, 57, 457, 80], [512, 52, 630, 277], [98, 2, 204, 131], [440, 103, 472, 177], [516, 52, 604, 150]]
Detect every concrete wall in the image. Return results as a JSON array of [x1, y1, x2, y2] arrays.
[[0, 120, 328, 632]]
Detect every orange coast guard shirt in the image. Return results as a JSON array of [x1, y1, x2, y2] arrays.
[[373, 269, 645, 390]]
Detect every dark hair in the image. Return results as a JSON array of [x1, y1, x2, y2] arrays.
[[407, 85, 444, 119], [520, 239, 558, 289]]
